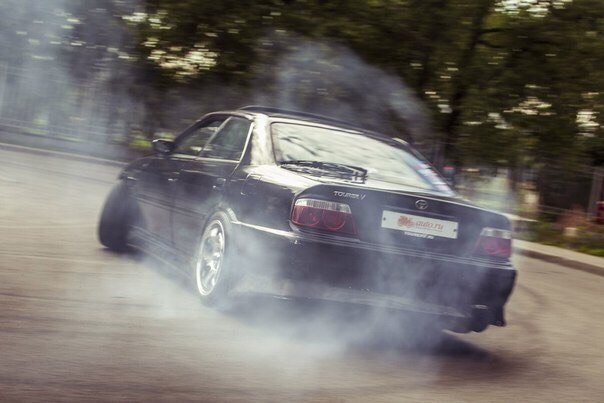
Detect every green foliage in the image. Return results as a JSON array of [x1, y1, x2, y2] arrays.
[[125, 0, 603, 165], [520, 220, 604, 257], [2, 0, 603, 211]]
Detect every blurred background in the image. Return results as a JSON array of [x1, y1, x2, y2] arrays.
[[1, 0, 603, 254]]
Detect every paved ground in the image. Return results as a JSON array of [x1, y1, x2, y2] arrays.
[[1, 147, 603, 402]]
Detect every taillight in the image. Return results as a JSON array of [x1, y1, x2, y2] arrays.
[[291, 198, 357, 235], [474, 228, 512, 258]]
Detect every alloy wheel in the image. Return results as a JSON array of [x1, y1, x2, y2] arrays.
[[195, 220, 225, 296]]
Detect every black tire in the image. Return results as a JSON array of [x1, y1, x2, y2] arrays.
[[192, 211, 239, 306], [98, 181, 135, 252]]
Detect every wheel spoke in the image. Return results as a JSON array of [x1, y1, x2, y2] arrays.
[[202, 268, 215, 288], [212, 251, 221, 263], [202, 248, 212, 262]]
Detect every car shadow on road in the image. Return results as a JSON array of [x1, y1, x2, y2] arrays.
[[223, 294, 497, 361], [221, 294, 517, 385]]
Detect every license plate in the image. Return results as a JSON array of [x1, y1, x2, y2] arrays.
[[381, 210, 458, 239]]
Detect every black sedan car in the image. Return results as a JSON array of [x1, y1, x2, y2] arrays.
[[99, 106, 516, 333]]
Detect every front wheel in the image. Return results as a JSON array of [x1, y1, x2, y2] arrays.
[[98, 181, 136, 252], [193, 212, 238, 305]]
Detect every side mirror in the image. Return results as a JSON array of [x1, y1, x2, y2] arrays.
[[153, 139, 175, 155]]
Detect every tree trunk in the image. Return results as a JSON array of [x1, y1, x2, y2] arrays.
[[439, 0, 495, 168]]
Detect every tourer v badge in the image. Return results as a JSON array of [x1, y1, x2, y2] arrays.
[[333, 191, 366, 200]]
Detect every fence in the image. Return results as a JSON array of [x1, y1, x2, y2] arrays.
[[0, 62, 134, 146], [1, 61, 602, 219], [454, 165, 603, 221]]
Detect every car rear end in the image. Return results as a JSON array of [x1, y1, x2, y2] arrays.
[[232, 117, 516, 332], [280, 183, 515, 331]]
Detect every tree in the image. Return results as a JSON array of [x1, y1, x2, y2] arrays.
[[3, 0, 602, 211]]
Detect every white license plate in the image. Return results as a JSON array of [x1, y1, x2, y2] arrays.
[[381, 210, 458, 239]]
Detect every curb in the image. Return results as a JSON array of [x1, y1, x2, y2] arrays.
[[513, 247, 604, 277], [0, 128, 145, 163], [0, 141, 127, 167]]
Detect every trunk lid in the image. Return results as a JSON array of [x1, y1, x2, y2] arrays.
[[297, 181, 510, 258]]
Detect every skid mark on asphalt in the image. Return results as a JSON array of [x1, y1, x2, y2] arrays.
[[0, 251, 136, 267], [0, 173, 19, 183], [0, 290, 155, 308], [0, 223, 94, 229]]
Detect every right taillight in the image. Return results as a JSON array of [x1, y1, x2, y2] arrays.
[[474, 228, 512, 258], [291, 198, 357, 235]]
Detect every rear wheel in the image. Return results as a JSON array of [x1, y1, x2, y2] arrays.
[[193, 212, 237, 306], [98, 181, 136, 252]]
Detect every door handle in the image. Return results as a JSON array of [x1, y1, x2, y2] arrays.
[[213, 177, 226, 189]]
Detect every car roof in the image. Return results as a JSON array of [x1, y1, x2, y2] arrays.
[[235, 105, 392, 141]]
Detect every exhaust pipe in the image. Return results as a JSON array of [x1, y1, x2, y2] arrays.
[[470, 305, 492, 332]]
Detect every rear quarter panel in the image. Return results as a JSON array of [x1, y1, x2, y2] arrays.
[[229, 165, 317, 231]]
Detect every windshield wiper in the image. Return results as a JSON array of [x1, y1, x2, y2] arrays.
[[279, 160, 368, 180]]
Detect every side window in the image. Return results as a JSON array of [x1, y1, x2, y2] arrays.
[[173, 119, 225, 156], [199, 117, 251, 161]]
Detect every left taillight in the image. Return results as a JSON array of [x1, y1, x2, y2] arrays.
[[473, 228, 512, 258], [291, 198, 357, 235]]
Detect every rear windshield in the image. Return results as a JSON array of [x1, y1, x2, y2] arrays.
[[271, 122, 452, 194]]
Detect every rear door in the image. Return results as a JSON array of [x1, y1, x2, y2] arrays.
[[171, 116, 253, 256], [134, 155, 177, 244], [133, 119, 223, 246]]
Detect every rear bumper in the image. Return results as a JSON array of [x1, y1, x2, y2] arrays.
[[231, 221, 517, 327]]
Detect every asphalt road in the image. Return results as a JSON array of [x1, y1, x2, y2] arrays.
[[1, 146, 603, 402]]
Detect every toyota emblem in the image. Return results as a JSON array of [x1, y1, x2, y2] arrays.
[[415, 199, 428, 210]]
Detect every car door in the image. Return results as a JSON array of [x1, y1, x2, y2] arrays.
[[171, 115, 253, 256], [133, 154, 178, 245], [134, 118, 224, 246]]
